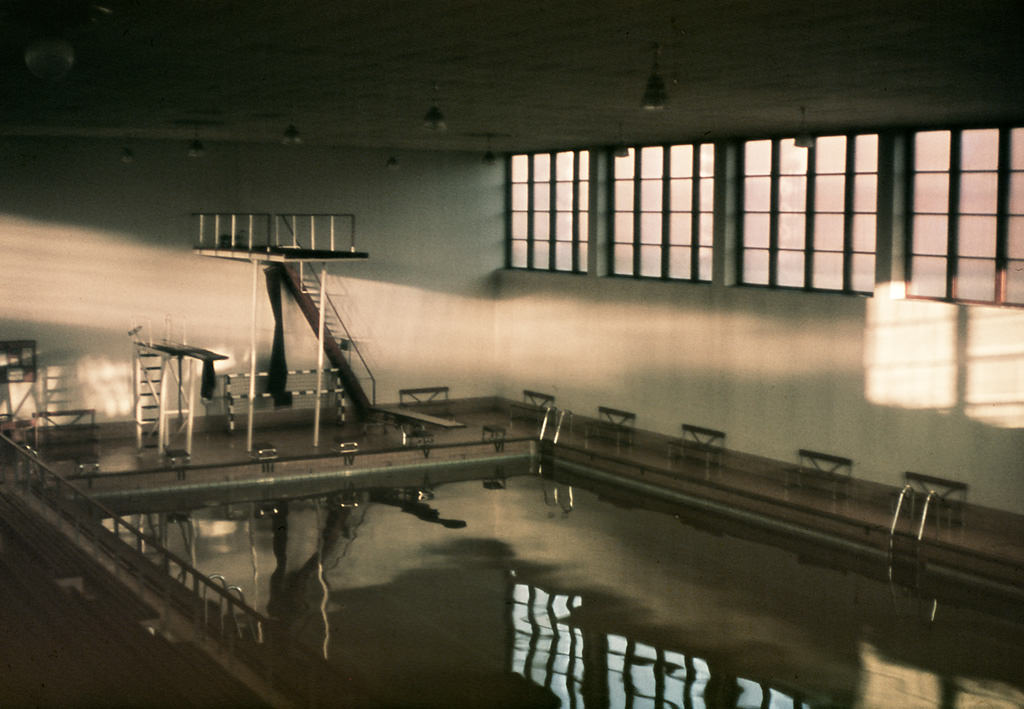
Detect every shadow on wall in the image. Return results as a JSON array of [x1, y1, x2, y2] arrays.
[[866, 283, 1024, 428]]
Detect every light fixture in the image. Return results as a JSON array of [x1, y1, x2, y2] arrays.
[[794, 106, 814, 148], [641, 43, 667, 110], [386, 156, 399, 169], [423, 82, 446, 131], [187, 134, 205, 158], [482, 133, 496, 165], [24, 38, 75, 81], [120, 147, 134, 164], [282, 123, 302, 145], [613, 122, 630, 158]]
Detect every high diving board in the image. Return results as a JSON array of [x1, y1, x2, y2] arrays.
[[372, 405, 466, 430], [194, 245, 369, 263]]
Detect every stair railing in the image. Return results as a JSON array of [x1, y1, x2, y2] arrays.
[[300, 267, 376, 405]]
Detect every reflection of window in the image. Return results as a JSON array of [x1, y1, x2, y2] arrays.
[[612, 143, 715, 280], [509, 151, 590, 272], [741, 135, 878, 293], [908, 127, 1024, 305]]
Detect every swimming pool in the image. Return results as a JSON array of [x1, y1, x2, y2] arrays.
[[141, 464, 1023, 708]]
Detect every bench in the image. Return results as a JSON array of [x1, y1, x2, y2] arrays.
[[224, 368, 344, 431], [398, 386, 451, 416], [32, 409, 100, 473], [509, 390, 555, 426], [904, 471, 968, 528], [668, 424, 725, 474], [584, 406, 636, 451], [482, 424, 507, 452], [787, 449, 853, 500]]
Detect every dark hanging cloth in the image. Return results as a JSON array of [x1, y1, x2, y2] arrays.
[[265, 266, 293, 407], [200, 360, 217, 400]]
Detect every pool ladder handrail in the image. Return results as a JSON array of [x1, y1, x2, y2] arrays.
[[539, 406, 570, 444], [887, 485, 940, 621], [887, 484, 914, 581]]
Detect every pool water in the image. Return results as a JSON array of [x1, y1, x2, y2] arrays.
[[154, 469, 1024, 708]]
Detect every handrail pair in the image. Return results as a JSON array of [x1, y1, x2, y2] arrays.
[[887, 483, 939, 620], [539, 406, 571, 444], [194, 212, 357, 253]]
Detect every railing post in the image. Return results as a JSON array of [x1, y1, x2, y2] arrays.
[[330, 215, 335, 251], [198, 213, 205, 247]]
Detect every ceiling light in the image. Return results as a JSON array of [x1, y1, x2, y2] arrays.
[[187, 138, 205, 158], [641, 43, 667, 110], [120, 147, 135, 164], [482, 133, 497, 164], [794, 106, 814, 148], [386, 156, 399, 169], [282, 124, 302, 145], [24, 38, 75, 81], [613, 122, 630, 158], [423, 82, 446, 131]]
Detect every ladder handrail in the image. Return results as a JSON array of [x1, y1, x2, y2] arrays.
[[887, 483, 913, 581], [917, 490, 936, 541]]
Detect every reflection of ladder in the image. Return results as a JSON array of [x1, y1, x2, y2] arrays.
[[133, 345, 162, 450], [887, 484, 939, 620]]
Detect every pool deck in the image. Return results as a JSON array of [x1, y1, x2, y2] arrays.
[[14, 397, 1024, 593]]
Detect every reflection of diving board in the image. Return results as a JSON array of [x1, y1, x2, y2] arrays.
[[371, 405, 466, 430]]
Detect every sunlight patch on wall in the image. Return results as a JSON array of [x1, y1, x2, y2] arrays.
[[76, 356, 133, 419], [965, 308, 1024, 427], [865, 283, 956, 409]]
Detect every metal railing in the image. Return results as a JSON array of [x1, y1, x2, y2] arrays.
[[193, 212, 357, 253]]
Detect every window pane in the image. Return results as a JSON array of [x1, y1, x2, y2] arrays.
[[851, 253, 875, 293], [511, 211, 528, 239], [961, 129, 999, 170], [745, 177, 771, 211], [778, 176, 806, 212], [555, 211, 573, 240], [641, 179, 662, 211], [744, 213, 770, 248], [555, 151, 574, 181], [816, 135, 846, 173], [533, 211, 550, 239], [554, 241, 573, 271], [534, 182, 550, 211], [743, 248, 770, 284], [779, 139, 808, 174], [1009, 217, 1024, 258], [615, 181, 634, 211], [533, 240, 550, 268], [670, 144, 693, 177], [815, 175, 845, 212], [957, 216, 997, 257], [639, 245, 662, 277], [912, 215, 948, 254], [915, 131, 951, 171], [614, 244, 633, 275], [578, 181, 589, 209], [745, 140, 772, 174], [854, 174, 877, 213], [614, 149, 635, 179], [533, 153, 551, 182], [778, 213, 805, 249], [669, 212, 691, 245], [814, 213, 845, 251], [777, 250, 805, 287], [699, 179, 714, 212], [698, 246, 713, 280], [555, 181, 573, 211], [512, 183, 528, 210], [1007, 260, 1024, 304], [671, 178, 693, 211], [956, 258, 996, 301], [578, 212, 589, 241], [914, 173, 949, 213], [959, 172, 998, 214], [578, 150, 590, 176], [668, 245, 691, 279], [511, 239, 528, 267], [700, 144, 715, 177], [578, 241, 588, 269], [640, 212, 663, 244], [813, 251, 844, 290], [1011, 173, 1024, 212], [699, 215, 714, 245], [614, 212, 633, 242], [909, 255, 947, 297], [511, 154, 529, 182], [853, 214, 877, 252], [641, 146, 663, 179], [855, 134, 879, 172]]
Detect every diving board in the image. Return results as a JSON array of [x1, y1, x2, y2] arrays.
[[371, 405, 466, 430]]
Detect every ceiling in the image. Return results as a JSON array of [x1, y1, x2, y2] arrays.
[[1, 0, 1023, 154]]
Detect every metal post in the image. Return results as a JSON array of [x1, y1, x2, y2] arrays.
[[214, 214, 220, 248], [248, 213, 254, 250], [330, 215, 335, 251], [198, 213, 205, 247], [313, 263, 327, 447], [231, 214, 237, 249], [247, 259, 259, 454], [311, 215, 316, 251], [158, 356, 169, 455], [185, 357, 196, 455]]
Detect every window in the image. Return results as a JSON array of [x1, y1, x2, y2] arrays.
[[740, 134, 878, 293], [908, 127, 1024, 306], [612, 143, 714, 280], [508, 150, 590, 272]]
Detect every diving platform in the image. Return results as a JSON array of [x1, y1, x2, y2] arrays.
[[194, 245, 369, 263], [372, 405, 467, 430], [192, 212, 368, 263]]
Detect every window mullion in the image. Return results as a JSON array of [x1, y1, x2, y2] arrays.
[[691, 145, 701, 281], [662, 145, 671, 278], [842, 134, 857, 292], [633, 149, 642, 277], [996, 128, 1011, 303], [948, 131, 962, 299], [769, 139, 781, 286], [549, 153, 557, 271], [526, 157, 535, 270], [572, 151, 581, 273], [804, 141, 816, 289]]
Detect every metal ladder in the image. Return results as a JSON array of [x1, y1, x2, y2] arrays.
[[887, 484, 939, 621], [538, 406, 570, 444]]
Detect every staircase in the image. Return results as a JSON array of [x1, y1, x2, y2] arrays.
[[133, 345, 162, 450], [273, 263, 374, 420]]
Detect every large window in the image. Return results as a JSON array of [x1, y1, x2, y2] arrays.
[[508, 150, 590, 272], [740, 134, 878, 293], [612, 143, 715, 280], [908, 127, 1024, 305]]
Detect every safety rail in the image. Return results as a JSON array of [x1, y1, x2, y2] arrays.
[[0, 433, 279, 675], [539, 407, 571, 444], [193, 212, 358, 253], [297, 265, 376, 406]]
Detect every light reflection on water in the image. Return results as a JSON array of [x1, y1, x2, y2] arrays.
[[146, 472, 1022, 708]]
